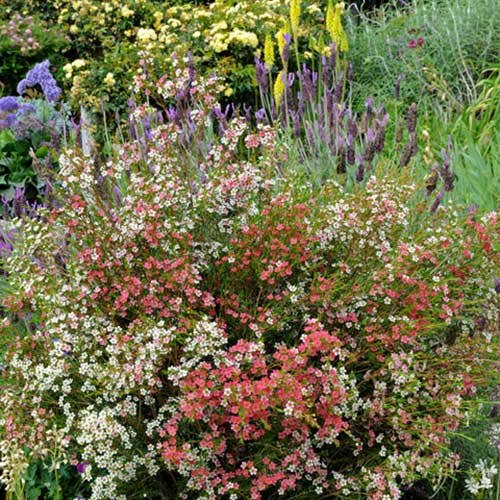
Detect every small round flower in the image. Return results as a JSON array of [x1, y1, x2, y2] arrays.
[[104, 72, 116, 87]]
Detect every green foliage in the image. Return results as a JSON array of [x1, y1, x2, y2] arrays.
[[0, 128, 44, 201], [20, 459, 90, 500], [346, 0, 500, 111]]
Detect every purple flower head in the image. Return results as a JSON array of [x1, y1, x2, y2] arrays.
[[495, 278, 500, 294], [76, 461, 90, 474], [17, 60, 61, 102], [408, 39, 417, 49], [0, 96, 20, 113]]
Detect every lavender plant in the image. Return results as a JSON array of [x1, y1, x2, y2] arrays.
[[254, 44, 420, 185]]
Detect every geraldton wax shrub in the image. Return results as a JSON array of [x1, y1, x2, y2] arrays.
[[0, 69, 498, 500]]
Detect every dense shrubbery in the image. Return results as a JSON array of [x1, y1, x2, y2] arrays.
[[0, 66, 498, 499], [2, 0, 497, 116], [0, 2, 498, 499]]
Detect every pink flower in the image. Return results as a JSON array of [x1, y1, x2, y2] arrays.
[[408, 37, 424, 49]]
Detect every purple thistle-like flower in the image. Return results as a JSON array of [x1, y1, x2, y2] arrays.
[[17, 60, 61, 102]]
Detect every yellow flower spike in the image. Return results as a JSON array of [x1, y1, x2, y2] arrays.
[[326, 0, 335, 38], [340, 27, 349, 52], [290, 0, 301, 39], [274, 70, 286, 108], [264, 34, 275, 70], [326, 2, 349, 52]]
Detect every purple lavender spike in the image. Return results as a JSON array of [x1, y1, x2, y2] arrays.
[[356, 162, 364, 182], [328, 43, 337, 72], [165, 107, 178, 122], [347, 141, 355, 165], [334, 72, 344, 103], [255, 58, 269, 94], [112, 185, 122, 206], [366, 127, 376, 143], [430, 188, 445, 213], [255, 108, 267, 124], [243, 103, 252, 123], [365, 97, 374, 116], [282, 33, 291, 65], [321, 56, 329, 88], [348, 115, 358, 139]]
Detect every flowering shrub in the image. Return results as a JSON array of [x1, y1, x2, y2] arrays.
[[0, 13, 68, 96], [0, 64, 497, 499], [1, 0, 347, 114]]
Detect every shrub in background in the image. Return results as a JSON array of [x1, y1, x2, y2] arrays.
[[0, 66, 497, 499], [0, 13, 68, 96]]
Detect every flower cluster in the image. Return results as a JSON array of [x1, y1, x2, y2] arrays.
[[0, 13, 40, 52], [0, 96, 35, 129], [0, 67, 498, 499], [17, 59, 61, 102], [464, 459, 498, 496]]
